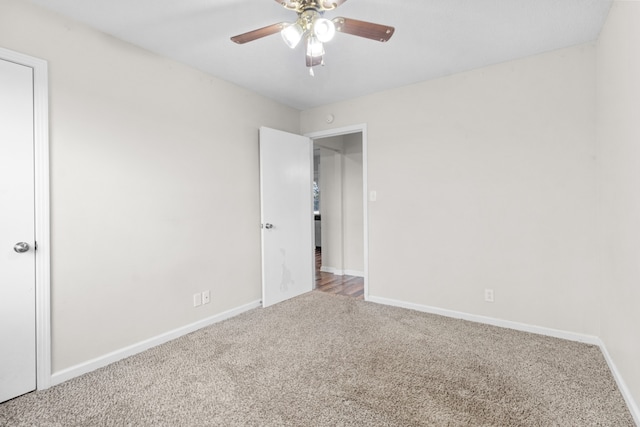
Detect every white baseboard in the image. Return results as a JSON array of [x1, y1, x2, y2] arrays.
[[321, 266, 343, 275], [50, 300, 261, 386], [320, 266, 364, 277], [368, 295, 600, 344], [368, 295, 639, 424], [344, 269, 365, 278], [597, 339, 640, 426]]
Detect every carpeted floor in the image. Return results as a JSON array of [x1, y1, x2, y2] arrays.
[[0, 291, 635, 426]]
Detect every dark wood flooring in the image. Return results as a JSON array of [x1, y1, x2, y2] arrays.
[[314, 248, 364, 300]]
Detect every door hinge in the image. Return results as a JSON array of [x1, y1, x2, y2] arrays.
[[34, 241, 38, 251]]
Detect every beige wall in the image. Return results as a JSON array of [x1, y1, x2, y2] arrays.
[[302, 44, 600, 335], [342, 133, 364, 274], [597, 0, 640, 409], [0, 0, 299, 372], [319, 144, 343, 270]]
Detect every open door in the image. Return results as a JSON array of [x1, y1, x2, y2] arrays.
[[259, 127, 314, 307], [0, 58, 37, 403]]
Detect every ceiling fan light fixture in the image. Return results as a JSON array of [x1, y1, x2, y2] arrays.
[[306, 36, 325, 58], [281, 22, 304, 48], [313, 17, 335, 43]]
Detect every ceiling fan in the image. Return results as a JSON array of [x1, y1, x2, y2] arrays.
[[230, 0, 395, 75]]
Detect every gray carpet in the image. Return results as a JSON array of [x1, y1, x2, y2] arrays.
[[0, 291, 634, 426]]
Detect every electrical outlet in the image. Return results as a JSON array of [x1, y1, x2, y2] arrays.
[[193, 293, 202, 307], [484, 289, 494, 303], [202, 290, 210, 305]]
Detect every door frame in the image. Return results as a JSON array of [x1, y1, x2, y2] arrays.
[[305, 124, 369, 300], [0, 47, 51, 390]]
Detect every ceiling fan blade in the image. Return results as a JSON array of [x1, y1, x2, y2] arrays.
[[332, 17, 395, 42], [230, 22, 287, 44]]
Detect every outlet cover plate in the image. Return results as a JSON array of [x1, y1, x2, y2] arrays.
[[484, 289, 494, 303]]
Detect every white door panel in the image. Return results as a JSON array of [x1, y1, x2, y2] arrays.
[[0, 58, 36, 403], [260, 127, 314, 308]]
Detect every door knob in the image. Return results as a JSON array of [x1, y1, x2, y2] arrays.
[[264, 223, 274, 229], [13, 242, 30, 253]]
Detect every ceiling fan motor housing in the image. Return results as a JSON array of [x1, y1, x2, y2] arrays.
[[280, 0, 340, 13]]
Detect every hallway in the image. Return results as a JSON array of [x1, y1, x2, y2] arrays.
[[314, 248, 364, 300]]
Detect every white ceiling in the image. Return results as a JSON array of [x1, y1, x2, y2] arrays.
[[27, 0, 612, 110]]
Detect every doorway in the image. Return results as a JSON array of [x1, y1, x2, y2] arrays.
[[259, 125, 367, 307], [309, 126, 367, 300]]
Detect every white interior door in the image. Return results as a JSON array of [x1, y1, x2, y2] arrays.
[[0, 58, 37, 403], [260, 127, 314, 308]]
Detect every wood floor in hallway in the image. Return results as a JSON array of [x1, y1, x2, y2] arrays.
[[314, 248, 364, 300]]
